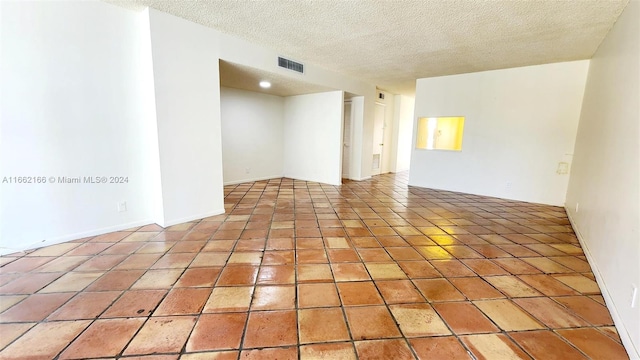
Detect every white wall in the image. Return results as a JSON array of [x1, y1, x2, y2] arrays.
[[390, 95, 415, 172], [217, 32, 377, 182], [349, 96, 367, 180], [410, 61, 589, 206], [283, 91, 344, 185], [220, 87, 284, 184], [377, 91, 396, 174], [148, 9, 225, 226], [565, 2, 639, 357], [0, 1, 156, 254]]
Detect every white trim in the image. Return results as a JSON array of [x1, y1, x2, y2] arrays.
[[0, 219, 154, 256], [566, 209, 640, 360], [223, 175, 283, 186], [160, 208, 226, 228]]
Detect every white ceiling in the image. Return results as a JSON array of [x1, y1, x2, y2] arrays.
[[111, 0, 628, 95], [219, 60, 334, 97]]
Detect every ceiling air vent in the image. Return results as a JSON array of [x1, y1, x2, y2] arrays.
[[278, 57, 304, 73]]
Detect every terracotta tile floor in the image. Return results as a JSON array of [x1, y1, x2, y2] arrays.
[[0, 173, 630, 359]]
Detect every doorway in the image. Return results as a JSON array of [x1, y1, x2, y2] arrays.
[[342, 101, 352, 179], [372, 102, 386, 175]]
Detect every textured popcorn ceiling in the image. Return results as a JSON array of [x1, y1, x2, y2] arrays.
[[112, 0, 629, 94]]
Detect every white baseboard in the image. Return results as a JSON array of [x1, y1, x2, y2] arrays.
[[223, 175, 283, 186], [160, 208, 226, 228], [0, 219, 154, 256], [566, 209, 640, 360]]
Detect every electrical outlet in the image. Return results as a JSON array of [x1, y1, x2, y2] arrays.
[[117, 201, 127, 213], [631, 284, 638, 308], [557, 162, 569, 174], [245, 168, 250, 174], [506, 181, 512, 191], [575, 203, 579, 213]]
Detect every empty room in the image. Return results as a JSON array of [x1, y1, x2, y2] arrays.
[[0, 0, 638, 359]]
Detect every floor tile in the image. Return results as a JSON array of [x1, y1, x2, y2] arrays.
[[509, 330, 588, 360], [227, 252, 262, 265], [553, 274, 601, 294], [337, 281, 384, 306], [298, 307, 349, 343], [376, 280, 424, 304], [48, 291, 121, 320], [327, 249, 360, 262], [296, 249, 328, 263], [250, 285, 296, 310], [262, 250, 295, 264], [354, 339, 414, 360], [114, 253, 163, 270], [512, 297, 588, 328], [151, 253, 197, 269], [433, 302, 499, 334], [297, 283, 340, 308], [548, 256, 592, 272], [553, 296, 614, 326], [332, 263, 371, 282], [413, 278, 465, 302], [344, 305, 402, 340], [1, 257, 56, 273], [0, 173, 624, 359], [123, 316, 196, 355], [0, 295, 26, 313], [389, 303, 451, 337], [243, 310, 297, 348], [492, 258, 542, 275], [85, 269, 145, 291], [0, 322, 36, 350], [256, 265, 295, 284], [0, 292, 74, 322], [474, 299, 544, 331], [410, 336, 470, 360], [557, 328, 629, 359], [186, 313, 247, 351], [0, 320, 90, 359], [190, 252, 230, 267], [416, 246, 453, 260], [598, 325, 622, 343], [517, 274, 578, 296], [101, 289, 166, 318], [430, 259, 476, 277], [32, 255, 90, 272], [365, 263, 408, 280], [449, 277, 505, 300], [203, 286, 254, 313], [27, 243, 80, 257], [38, 271, 102, 293], [485, 275, 542, 297], [240, 347, 298, 360], [59, 318, 145, 359], [299, 342, 356, 360], [153, 288, 211, 315], [398, 261, 441, 278], [461, 333, 532, 360], [0, 272, 63, 295], [216, 265, 259, 286], [175, 267, 222, 287], [441, 245, 484, 259], [131, 269, 183, 289], [297, 264, 333, 282], [461, 259, 509, 276], [182, 351, 238, 359], [521, 257, 572, 273]]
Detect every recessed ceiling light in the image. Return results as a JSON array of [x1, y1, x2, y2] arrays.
[[259, 81, 271, 88]]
